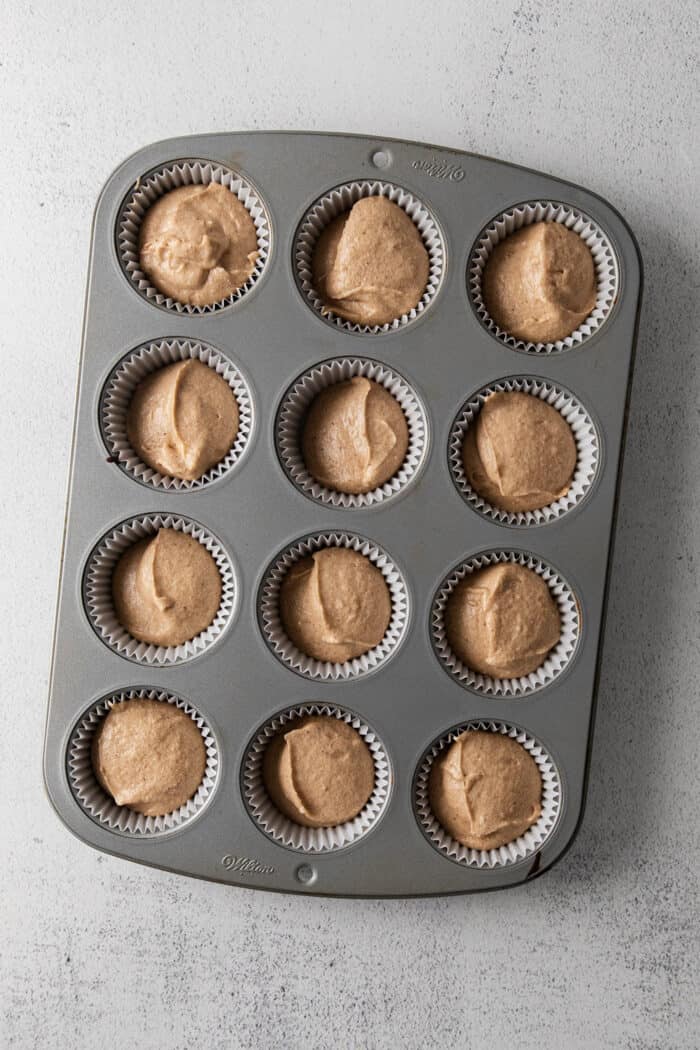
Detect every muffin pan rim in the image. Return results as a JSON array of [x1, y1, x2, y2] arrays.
[[98, 337, 256, 492], [293, 177, 447, 335], [467, 197, 621, 355], [115, 157, 273, 315], [45, 130, 643, 896]]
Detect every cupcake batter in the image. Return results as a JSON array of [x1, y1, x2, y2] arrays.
[[462, 391, 577, 512], [112, 528, 221, 647], [127, 358, 239, 481], [279, 546, 391, 663], [312, 195, 429, 325], [92, 699, 206, 817], [139, 182, 258, 306], [483, 221, 597, 343], [302, 376, 409, 494], [263, 715, 375, 828], [429, 729, 542, 850], [445, 562, 561, 678]]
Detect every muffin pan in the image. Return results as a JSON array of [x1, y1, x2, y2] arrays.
[[44, 132, 642, 896]]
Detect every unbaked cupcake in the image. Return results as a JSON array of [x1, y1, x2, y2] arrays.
[[92, 699, 206, 816], [112, 528, 221, 647], [445, 562, 560, 678], [127, 359, 239, 481], [301, 377, 409, 494], [429, 729, 542, 849], [462, 391, 577, 512], [139, 183, 258, 306], [279, 547, 391, 663], [262, 716, 375, 828], [483, 222, 597, 343], [312, 196, 429, 325]]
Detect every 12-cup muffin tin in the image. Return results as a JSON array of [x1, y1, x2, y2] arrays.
[[44, 132, 642, 897]]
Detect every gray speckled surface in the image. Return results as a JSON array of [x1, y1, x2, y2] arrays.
[[2, 2, 699, 1047]]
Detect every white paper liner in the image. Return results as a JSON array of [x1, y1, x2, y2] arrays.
[[276, 357, 428, 508], [468, 201, 619, 353], [100, 339, 254, 491], [414, 720, 562, 868], [67, 688, 220, 836], [242, 703, 390, 852], [116, 159, 271, 313], [294, 180, 444, 334], [449, 377, 600, 526], [431, 550, 580, 696], [259, 532, 409, 680], [83, 514, 236, 665]]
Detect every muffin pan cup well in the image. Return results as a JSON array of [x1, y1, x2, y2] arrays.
[[448, 376, 600, 528], [68, 687, 220, 836], [100, 338, 254, 492], [468, 200, 619, 354], [294, 179, 445, 334], [117, 159, 271, 313], [414, 720, 562, 869], [242, 702, 391, 853], [45, 132, 642, 897], [276, 356, 428, 509]]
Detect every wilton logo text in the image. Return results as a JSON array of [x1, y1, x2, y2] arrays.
[[221, 854, 276, 875], [411, 157, 465, 182]]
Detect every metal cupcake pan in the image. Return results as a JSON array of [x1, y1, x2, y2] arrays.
[[44, 132, 642, 897]]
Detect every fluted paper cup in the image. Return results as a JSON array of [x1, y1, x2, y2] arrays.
[[414, 719, 562, 868], [448, 376, 600, 526], [468, 200, 618, 353], [431, 550, 580, 696], [243, 702, 390, 853], [67, 687, 220, 836], [117, 159, 270, 313], [100, 338, 254, 491]]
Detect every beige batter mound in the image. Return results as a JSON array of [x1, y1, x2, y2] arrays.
[[279, 546, 392, 663], [139, 183, 258, 306], [302, 376, 409, 494], [445, 562, 561, 678], [112, 528, 221, 647], [483, 222, 597, 343], [463, 391, 577, 512], [429, 730, 542, 850], [263, 716, 375, 828], [127, 358, 239, 481], [92, 699, 206, 817], [312, 196, 429, 325]]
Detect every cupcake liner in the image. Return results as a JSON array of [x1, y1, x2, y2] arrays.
[[448, 376, 600, 527], [259, 532, 409, 680], [67, 687, 220, 836], [431, 550, 580, 696], [276, 357, 428, 508], [116, 159, 271, 313], [83, 514, 236, 665], [242, 703, 390, 852], [100, 339, 254, 491], [414, 719, 562, 868], [294, 180, 445, 334], [468, 200, 619, 353]]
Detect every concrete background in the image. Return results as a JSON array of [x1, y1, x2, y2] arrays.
[[2, 2, 698, 1047]]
